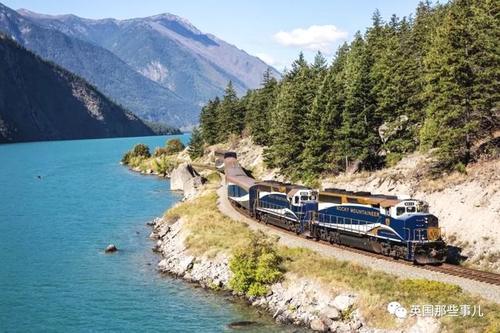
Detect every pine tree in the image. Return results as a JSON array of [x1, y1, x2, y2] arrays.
[[217, 81, 244, 141], [337, 32, 381, 170], [199, 97, 220, 145], [265, 54, 317, 178], [300, 46, 348, 178], [420, 0, 499, 169], [245, 68, 278, 145], [188, 127, 204, 159]]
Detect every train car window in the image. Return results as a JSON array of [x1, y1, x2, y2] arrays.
[[347, 197, 359, 203], [396, 207, 405, 215], [294, 197, 299, 204], [345, 218, 351, 224], [407, 206, 416, 213], [300, 195, 308, 201], [338, 218, 344, 224]]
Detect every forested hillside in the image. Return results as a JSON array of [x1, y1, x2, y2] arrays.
[[0, 34, 153, 143], [193, 0, 499, 181]]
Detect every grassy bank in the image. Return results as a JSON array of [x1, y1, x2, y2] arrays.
[[163, 185, 500, 332]]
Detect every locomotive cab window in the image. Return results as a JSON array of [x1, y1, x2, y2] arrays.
[[407, 206, 416, 213], [396, 207, 405, 216], [294, 197, 299, 204]]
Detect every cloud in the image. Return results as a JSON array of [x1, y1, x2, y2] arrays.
[[274, 25, 348, 53]]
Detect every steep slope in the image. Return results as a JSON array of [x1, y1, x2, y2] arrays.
[[0, 3, 197, 127], [0, 34, 153, 143], [16, 10, 280, 108]]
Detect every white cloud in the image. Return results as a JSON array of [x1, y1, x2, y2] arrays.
[[274, 25, 348, 53]]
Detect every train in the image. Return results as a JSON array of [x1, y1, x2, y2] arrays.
[[222, 151, 447, 264]]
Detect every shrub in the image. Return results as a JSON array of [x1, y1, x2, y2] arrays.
[[229, 233, 283, 296], [153, 156, 176, 175], [132, 144, 151, 158], [154, 147, 168, 157], [165, 139, 185, 155], [121, 151, 133, 165]]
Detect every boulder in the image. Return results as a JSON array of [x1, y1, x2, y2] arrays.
[[322, 306, 340, 320], [105, 244, 118, 253], [310, 318, 327, 332], [329, 321, 351, 333], [332, 294, 356, 311], [170, 163, 205, 198], [170, 163, 197, 191]]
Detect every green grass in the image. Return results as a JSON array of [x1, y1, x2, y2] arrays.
[[164, 192, 253, 257], [165, 189, 500, 332]]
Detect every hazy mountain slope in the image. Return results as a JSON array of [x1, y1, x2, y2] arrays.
[[17, 10, 280, 107], [0, 34, 153, 143], [0, 3, 197, 127]]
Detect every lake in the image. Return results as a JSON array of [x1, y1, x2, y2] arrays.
[[0, 135, 292, 332]]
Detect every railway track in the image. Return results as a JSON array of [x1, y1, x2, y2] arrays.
[[231, 203, 500, 286]]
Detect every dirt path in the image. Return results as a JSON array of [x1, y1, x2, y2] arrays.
[[216, 183, 500, 304]]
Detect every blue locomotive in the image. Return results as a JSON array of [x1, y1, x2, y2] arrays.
[[222, 152, 447, 264]]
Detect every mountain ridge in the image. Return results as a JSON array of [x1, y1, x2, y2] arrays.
[[0, 33, 154, 143], [0, 2, 198, 127], [3, 4, 280, 128]]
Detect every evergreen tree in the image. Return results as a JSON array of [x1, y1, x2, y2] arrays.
[[217, 81, 245, 141], [300, 46, 348, 177], [188, 127, 204, 159], [265, 54, 317, 178], [199, 97, 220, 145], [337, 32, 381, 170], [244, 68, 278, 145], [420, 0, 499, 169]]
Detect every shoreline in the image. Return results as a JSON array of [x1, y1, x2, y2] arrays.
[[146, 195, 447, 333], [129, 159, 499, 332]]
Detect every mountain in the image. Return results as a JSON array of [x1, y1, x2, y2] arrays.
[[0, 33, 153, 143], [0, 3, 279, 128], [0, 2, 197, 128], [17, 10, 280, 108]]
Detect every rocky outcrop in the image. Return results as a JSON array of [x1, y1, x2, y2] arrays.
[[170, 163, 205, 199], [148, 215, 440, 333]]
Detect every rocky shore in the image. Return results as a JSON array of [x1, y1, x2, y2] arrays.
[[148, 214, 440, 333]]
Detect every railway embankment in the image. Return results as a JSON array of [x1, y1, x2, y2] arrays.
[[149, 172, 500, 333], [200, 137, 500, 273]]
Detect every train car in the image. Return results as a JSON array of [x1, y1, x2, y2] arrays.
[[310, 188, 447, 264], [224, 152, 256, 211], [223, 152, 318, 232], [250, 181, 318, 233]]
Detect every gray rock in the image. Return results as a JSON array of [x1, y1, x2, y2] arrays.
[[310, 318, 327, 332], [170, 163, 206, 198], [329, 321, 351, 333], [105, 244, 118, 253], [332, 294, 356, 311], [319, 315, 333, 327], [323, 306, 341, 320]]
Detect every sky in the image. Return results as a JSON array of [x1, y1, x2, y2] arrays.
[[2, 0, 425, 70]]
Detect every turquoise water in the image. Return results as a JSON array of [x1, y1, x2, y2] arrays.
[[0, 136, 290, 332]]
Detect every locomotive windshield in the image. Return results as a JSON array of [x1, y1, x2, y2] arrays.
[[394, 200, 430, 216]]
